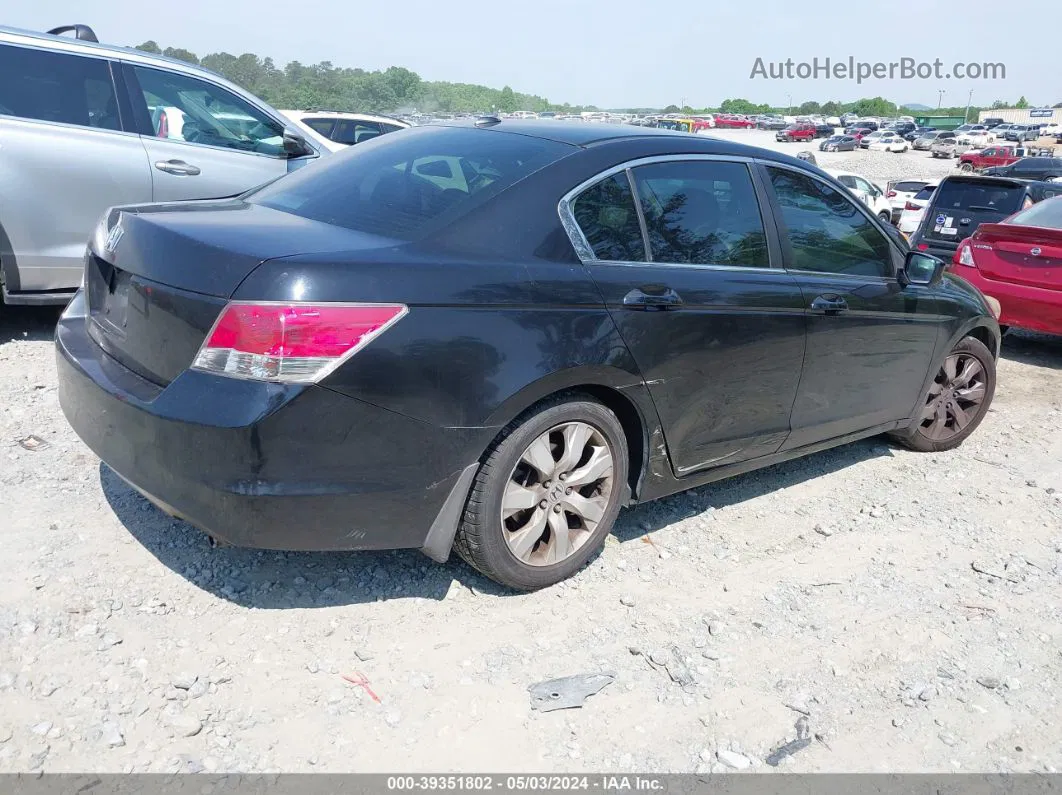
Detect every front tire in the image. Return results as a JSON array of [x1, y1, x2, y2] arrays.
[[453, 397, 629, 591], [890, 336, 996, 452]]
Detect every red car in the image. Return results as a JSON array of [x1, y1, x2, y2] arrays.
[[951, 196, 1062, 335], [714, 114, 754, 129], [775, 124, 815, 142]]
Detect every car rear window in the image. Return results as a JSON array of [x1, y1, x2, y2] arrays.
[[933, 180, 1024, 214], [913, 186, 937, 201], [894, 181, 928, 192], [248, 126, 571, 241], [1005, 195, 1062, 229]]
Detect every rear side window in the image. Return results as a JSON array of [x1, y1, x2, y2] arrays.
[[768, 167, 892, 278], [631, 160, 769, 267], [249, 126, 571, 241], [333, 119, 382, 145], [571, 173, 645, 262], [303, 118, 336, 136], [933, 180, 1024, 214], [0, 44, 119, 130]]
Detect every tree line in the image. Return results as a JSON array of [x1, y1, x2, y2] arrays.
[[134, 43, 1059, 118], [133, 42, 592, 115]]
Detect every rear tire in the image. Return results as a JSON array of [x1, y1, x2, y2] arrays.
[[453, 396, 629, 591], [889, 336, 996, 453]]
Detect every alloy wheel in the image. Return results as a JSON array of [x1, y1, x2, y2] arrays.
[[918, 352, 988, 441], [501, 422, 614, 566]]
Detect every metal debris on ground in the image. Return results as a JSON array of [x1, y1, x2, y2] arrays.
[[341, 672, 382, 704], [765, 715, 813, 767], [18, 435, 50, 452], [528, 672, 615, 713]]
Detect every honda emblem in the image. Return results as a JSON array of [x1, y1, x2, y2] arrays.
[[105, 223, 124, 253]]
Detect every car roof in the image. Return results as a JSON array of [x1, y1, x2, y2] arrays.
[[280, 110, 408, 125], [435, 119, 709, 147], [0, 24, 249, 96]]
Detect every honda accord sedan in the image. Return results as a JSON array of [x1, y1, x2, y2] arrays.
[[57, 119, 1001, 591]]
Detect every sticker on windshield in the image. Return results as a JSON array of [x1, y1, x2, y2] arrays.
[[935, 213, 947, 226], [941, 228, 958, 235]]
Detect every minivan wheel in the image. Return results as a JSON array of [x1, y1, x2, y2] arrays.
[[890, 336, 996, 453], [453, 397, 629, 591]]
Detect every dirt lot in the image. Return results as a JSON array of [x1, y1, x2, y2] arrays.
[[2, 295, 1062, 773]]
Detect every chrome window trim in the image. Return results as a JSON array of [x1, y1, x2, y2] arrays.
[[757, 158, 902, 277], [558, 153, 769, 271], [0, 113, 142, 140]]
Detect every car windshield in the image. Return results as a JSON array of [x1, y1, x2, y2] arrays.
[[248, 126, 571, 241], [933, 180, 1025, 214], [1005, 195, 1062, 228]]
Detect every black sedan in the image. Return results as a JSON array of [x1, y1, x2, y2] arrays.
[[56, 120, 1001, 591], [820, 134, 859, 152]]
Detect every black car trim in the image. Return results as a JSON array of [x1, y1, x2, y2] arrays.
[[418, 463, 479, 562], [625, 168, 653, 262]]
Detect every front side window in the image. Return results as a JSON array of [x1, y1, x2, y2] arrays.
[[303, 117, 337, 136], [631, 160, 769, 267], [571, 173, 645, 262], [0, 44, 119, 131], [768, 167, 892, 278], [133, 66, 285, 156]]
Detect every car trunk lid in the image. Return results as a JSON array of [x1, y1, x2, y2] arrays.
[[85, 200, 400, 386], [972, 223, 1062, 291]]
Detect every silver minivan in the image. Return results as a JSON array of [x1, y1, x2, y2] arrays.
[[0, 24, 324, 305]]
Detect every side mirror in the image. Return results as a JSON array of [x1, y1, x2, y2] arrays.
[[900, 250, 945, 287], [282, 127, 314, 158]]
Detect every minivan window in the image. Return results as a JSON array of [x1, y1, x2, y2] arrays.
[[572, 173, 645, 262], [249, 126, 571, 241], [132, 66, 286, 156], [631, 160, 769, 267], [0, 44, 120, 131], [768, 168, 892, 278]]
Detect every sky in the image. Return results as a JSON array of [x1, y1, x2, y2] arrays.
[[9, 0, 1059, 110]]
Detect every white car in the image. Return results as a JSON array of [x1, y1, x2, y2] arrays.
[[278, 110, 411, 153], [867, 132, 910, 152], [955, 126, 995, 146], [885, 179, 932, 219], [897, 183, 937, 237], [859, 130, 886, 149], [1041, 123, 1062, 137], [825, 169, 894, 222]]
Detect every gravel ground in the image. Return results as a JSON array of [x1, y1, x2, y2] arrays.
[[709, 128, 962, 188], [2, 291, 1062, 773]]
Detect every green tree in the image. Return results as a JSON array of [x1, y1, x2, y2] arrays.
[[662, 104, 681, 113], [162, 47, 199, 65], [798, 100, 821, 115], [497, 86, 517, 113], [820, 101, 842, 116], [720, 98, 769, 115], [851, 96, 897, 117], [1015, 96, 1029, 109], [991, 99, 1009, 109], [135, 40, 162, 54]]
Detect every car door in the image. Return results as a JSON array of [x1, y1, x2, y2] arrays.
[[563, 157, 807, 475], [761, 164, 943, 448], [123, 63, 311, 202], [0, 43, 151, 296]]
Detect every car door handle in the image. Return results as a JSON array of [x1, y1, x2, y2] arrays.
[[622, 287, 683, 310], [811, 294, 848, 314], [154, 159, 201, 176]]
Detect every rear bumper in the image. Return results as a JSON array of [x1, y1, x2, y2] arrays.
[[950, 265, 1062, 334], [55, 294, 487, 553]]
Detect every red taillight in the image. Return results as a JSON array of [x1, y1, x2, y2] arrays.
[[917, 243, 928, 251], [904, 201, 919, 211], [886, 190, 897, 198], [192, 302, 407, 383]]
